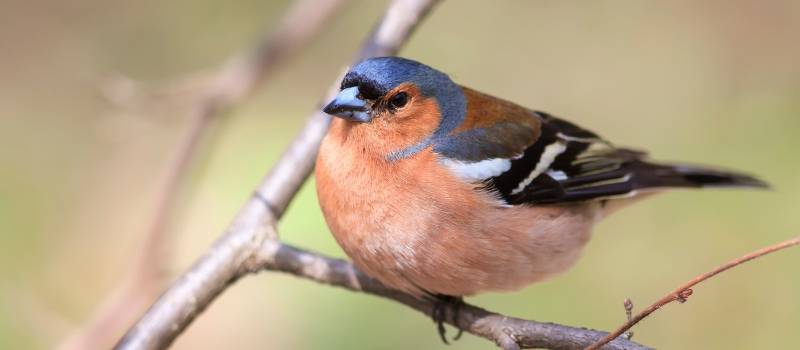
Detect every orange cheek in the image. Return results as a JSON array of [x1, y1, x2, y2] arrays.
[[365, 97, 441, 156]]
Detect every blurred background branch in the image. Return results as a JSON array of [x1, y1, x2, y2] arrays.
[[57, 1, 349, 349]]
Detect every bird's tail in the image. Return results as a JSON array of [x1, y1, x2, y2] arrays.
[[595, 160, 768, 216], [630, 161, 769, 190], [518, 146, 768, 206]]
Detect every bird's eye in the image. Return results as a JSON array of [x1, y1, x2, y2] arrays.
[[388, 92, 408, 110]]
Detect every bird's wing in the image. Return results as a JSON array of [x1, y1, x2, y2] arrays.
[[435, 89, 766, 205], [433, 87, 542, 164]]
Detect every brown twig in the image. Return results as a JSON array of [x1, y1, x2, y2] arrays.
[[57, 1, 348, 350], [586, 236, 800, 350]]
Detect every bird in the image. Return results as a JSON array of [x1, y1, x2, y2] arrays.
[[315, 56, 766, 342]]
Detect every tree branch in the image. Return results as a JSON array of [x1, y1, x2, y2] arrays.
[[114, 1, 442, 349], [113, 1, 651, 349], [254, 240, 651, 350], [586, 236, 800, 350], [59, 1, 349, 350]]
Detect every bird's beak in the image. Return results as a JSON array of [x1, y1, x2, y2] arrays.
[[323, 86, 372, 123]]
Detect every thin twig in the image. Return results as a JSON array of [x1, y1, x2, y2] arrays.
[[57, 1, 348, 350], [113, 1, 441, 349], [586, 236, 800, 350]]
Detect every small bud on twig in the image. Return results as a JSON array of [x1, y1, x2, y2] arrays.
[[676, 289, 693, 303], [622, 298, 635, 339]]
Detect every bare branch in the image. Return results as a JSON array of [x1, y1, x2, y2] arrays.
[[586, 236, 800, 350], [113, 1, 441, 349], [59, 1, 348, 350], [112, 0, 676, 349], [255, 240, 651, 350]]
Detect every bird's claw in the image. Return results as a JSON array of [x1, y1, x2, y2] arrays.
[[431, 295, 464, 344]]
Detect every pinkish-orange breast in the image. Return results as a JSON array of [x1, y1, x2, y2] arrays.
[[315, 119, 600, 297]]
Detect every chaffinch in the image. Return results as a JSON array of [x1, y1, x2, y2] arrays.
[[315, 56, 765, 340]]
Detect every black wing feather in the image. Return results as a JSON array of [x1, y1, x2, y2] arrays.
[[486, 112, 766, 205]]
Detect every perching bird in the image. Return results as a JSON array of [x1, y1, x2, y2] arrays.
[[315, 56, 766, 340]]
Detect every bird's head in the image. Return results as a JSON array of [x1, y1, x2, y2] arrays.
[[323, 57, 466, 159]]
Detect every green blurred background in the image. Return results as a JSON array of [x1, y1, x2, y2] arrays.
[[2, 0, 800, 349]]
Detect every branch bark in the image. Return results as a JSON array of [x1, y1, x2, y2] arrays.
[[586, 235, 800, 350], [254, 241, 650, 350], [114, 0, 443, 349], [114, 1, 652, 349], [59, 1, 349, 350]]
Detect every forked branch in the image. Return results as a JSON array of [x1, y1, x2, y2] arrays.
[[111, 1, 794, 350], [114, 0, 443, 349], [59, 1, 348, 350], [112, 1, 648, 349]]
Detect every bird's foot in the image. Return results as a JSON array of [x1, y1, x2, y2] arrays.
[[431, 294, 464, 344]]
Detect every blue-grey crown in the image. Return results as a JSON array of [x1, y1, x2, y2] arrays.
[[342, 57, 466, 138]]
